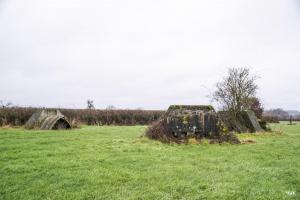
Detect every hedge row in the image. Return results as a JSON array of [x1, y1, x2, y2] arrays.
[[0, 107, 165, 126]]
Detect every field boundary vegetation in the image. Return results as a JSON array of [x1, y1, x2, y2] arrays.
[[0, 107, 165, 127]]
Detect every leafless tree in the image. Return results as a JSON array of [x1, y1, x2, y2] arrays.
[[0, 100, 12, 108], [212, 67, 258, 115], [87, 99, 95, 109], [106, 105, 116, 110]]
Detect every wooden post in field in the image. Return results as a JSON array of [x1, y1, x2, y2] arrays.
[[289, 115, 293, 125]]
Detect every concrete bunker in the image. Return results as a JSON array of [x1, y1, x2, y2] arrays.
[[25, 110, 71, 130], [164, 105, 220, 139], [145, 105, 263, 143], [218, 110, 262, 133]]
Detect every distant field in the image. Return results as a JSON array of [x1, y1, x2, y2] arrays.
[[0, 123, 299, 200]]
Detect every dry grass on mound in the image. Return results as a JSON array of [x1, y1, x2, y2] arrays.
[[209, 132, 241, 144], [145, 120, 179, 143], [241, 139, 256, 144]]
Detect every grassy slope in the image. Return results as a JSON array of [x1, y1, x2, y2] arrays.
[[0, 123, 299, 200]]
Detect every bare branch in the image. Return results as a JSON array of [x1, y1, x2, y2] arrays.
[[212, 67, 259, 115]]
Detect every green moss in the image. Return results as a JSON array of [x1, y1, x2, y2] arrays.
[[182, 115, 189, 124], [168, 105, 215, 111]]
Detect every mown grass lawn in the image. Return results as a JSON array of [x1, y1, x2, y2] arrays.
[[0, 123, 299, 200]]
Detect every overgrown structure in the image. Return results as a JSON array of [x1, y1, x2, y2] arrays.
[[164, 105, 220, 139], [25, 110, 71, 130], [146, 105, 264, 143], [218, 110, 262, 133], [145, 105, 238, 143]]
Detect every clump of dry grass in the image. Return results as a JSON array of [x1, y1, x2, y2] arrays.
[[209, 131, 241, 144], [241, 139, 256, 144], [145, 120, 179, 143], [70, 119, 81, 129]]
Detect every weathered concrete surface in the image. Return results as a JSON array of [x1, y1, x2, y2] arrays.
[[164, 105, 220, 139], [25, 110, 71, 130]]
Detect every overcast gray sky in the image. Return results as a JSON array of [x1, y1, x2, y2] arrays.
[[0, 0, 300, 110]]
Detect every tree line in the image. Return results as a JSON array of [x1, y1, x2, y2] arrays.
[[0, 107, 164, 127]]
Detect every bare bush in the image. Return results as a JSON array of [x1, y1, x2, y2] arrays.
[[262, 115, 280, 123], [145, 120, 178, 143], [213, 68, 258, 116], [87, 100, 95, 109]]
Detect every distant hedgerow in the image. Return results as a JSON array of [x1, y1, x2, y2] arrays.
[[0, 107, 165, 126]]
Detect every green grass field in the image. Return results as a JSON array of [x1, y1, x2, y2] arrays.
[[0, 123, 299, 200]]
